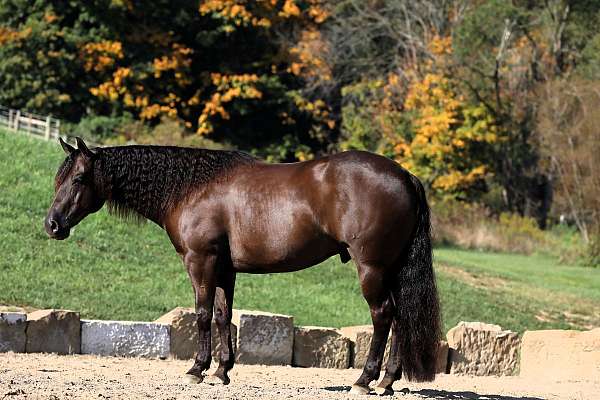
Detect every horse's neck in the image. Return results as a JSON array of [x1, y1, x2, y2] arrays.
[[96, 146, 252, 226], [97, 152, 169, 226]]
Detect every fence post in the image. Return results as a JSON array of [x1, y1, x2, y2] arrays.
[[45, 116, 51, 140], [55, 119, 60, 139], [27, 113, 32, 135], [14, 110, 20, 131]]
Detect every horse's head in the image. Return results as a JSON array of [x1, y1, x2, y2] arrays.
[[45, 137, 105, 240]]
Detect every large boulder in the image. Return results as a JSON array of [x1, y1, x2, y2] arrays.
[[520, 329, 600, 381], [26, 309, 80, 354], [232, 309, 293, 365], [154, 307, 237, 360], [81, 320, 170, 358], [339, 325, 391, 369], [293, 326, 351, 368], [447, 321, 520, 376], [0, 312, 27, 353]]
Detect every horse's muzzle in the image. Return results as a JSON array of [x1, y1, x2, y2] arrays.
[[44, 214, 70, 240]]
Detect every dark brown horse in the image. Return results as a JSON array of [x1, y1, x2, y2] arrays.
[[45, 137, 440, 395]]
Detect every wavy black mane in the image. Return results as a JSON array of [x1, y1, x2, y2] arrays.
[[85, 145, 256, 224]]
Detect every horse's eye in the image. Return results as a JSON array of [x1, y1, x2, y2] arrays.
[[72, 176, 84, 185]]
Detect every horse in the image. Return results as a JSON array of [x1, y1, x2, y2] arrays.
[[44, 137, 441, 395]]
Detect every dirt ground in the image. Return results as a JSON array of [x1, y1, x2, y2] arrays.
[[0, 353, 598, 400]]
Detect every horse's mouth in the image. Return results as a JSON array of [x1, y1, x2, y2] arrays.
[[47, 228, 70, 240]]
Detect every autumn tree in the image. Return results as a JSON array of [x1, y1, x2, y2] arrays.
[[0, 1, 117, 118], [536, 79, 600, 249], [0, 0, 334, 160]]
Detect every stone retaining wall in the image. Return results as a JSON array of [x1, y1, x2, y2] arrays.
[[1, 309, 598, 379]]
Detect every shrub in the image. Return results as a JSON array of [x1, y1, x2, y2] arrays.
[[585, 234, 600, 267], [105, 117, 228, 150], [63, 113, 135, 143], [432, 199, 586, 262]]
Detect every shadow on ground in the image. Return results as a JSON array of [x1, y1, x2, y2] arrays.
[[323, 386, 545, 400]]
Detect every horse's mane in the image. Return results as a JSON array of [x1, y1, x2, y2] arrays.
[[89, 145, 256, 223]]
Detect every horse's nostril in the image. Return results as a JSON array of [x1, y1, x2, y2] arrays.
[[49, 219, 59, 233]]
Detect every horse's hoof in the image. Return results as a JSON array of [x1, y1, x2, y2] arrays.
[[203, 374, 230, 385], [373, 386, 393, 396], [184, 374, 203, 384], [349, 384, 371, 395]]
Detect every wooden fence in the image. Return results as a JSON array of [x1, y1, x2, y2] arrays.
[[0, 105, 61, 141]]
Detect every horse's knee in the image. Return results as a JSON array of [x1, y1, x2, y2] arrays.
[[196, 307, 212, 329]]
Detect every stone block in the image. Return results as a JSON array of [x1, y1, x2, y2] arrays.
[[447, 321, 520, 376], [232, 309, 293, 365], [0, 312, 27, 353], [293, 326, 351, 368], [81, 320, 169, 358], [520, 329, 600, 381], [26, 309, 80, 354], [155, 307, 237, 360]]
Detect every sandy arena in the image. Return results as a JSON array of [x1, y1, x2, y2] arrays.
[[0, 353, 597, 400]]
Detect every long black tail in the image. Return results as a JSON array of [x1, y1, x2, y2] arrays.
[[393, 173, 441, 382]]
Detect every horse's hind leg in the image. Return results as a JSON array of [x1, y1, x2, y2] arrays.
[[206, 269, 236, 385], [374, 318, 402, 395], [350, 261, 394, 395]]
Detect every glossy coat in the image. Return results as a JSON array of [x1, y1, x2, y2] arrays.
[[46, 138, 441, 394]]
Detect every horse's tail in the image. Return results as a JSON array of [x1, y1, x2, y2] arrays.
[[392, 173, 441, 382]]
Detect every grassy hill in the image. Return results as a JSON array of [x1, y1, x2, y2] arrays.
[[1, 129, 598, 333]]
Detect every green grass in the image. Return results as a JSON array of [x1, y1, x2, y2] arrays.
[[1, 129, 599, 333]]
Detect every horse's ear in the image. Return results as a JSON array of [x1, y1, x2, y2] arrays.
[[59, 137, 75, 155], [75, 137, 96, 159]]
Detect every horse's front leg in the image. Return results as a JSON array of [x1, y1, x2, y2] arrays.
[[184, 250, 217, 383], [205, 268, 236, 385]]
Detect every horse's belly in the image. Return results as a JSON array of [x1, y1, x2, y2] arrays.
[[229, 231, 341, 274]]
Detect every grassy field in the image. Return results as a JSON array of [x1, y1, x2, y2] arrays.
[[1, 129, 598, 333]]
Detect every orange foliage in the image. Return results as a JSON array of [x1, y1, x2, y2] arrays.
[[385, 36, 498, 196], [0, 26, 31, 45], [198, 73, 263, 134], [152, 43, 193, 81], [80, 41, 124, 72], [288, 29, 331, 80]]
